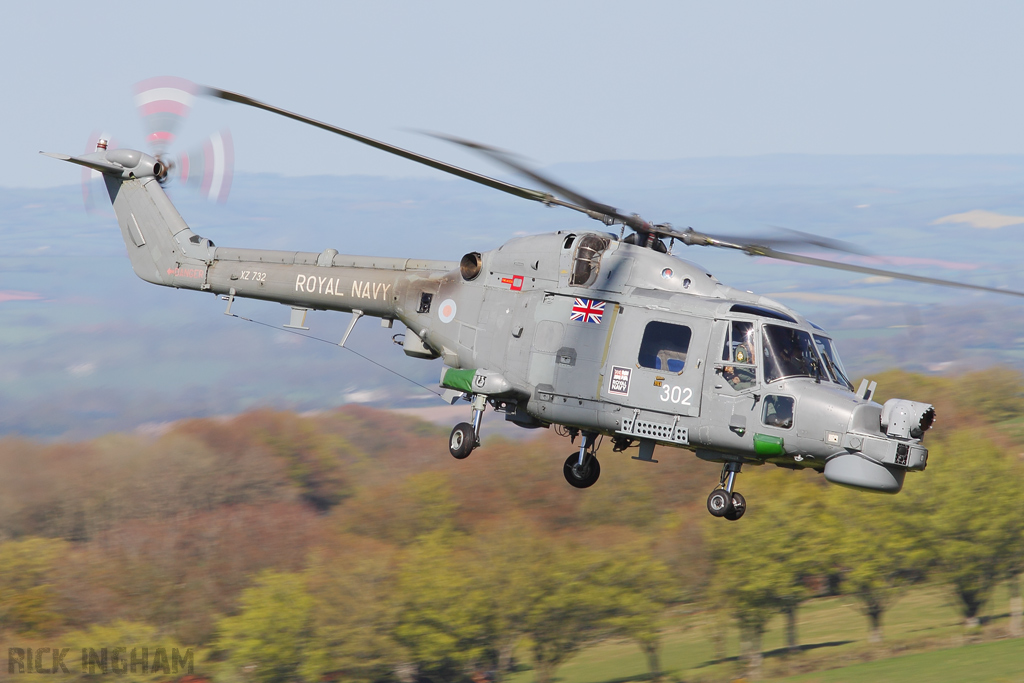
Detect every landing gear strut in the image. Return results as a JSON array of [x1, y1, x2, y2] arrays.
[[563, 432, 601, 488], [449, 394, 487, 459], [707, 462, 746, 520]]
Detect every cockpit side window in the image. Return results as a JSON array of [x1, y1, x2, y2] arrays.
[[723, 320, 756, 364], [762, 325, 821, 383], [719, 320, 757, 390], [813, 335, 854, 390], [638, 321, 692, 373], [570, 234, 610, 287]]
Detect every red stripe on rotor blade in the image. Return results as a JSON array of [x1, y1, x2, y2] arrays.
[[217, 131, 234, 202], [139, 101, 191, 117], [148, 131, 175, 143], [200, 138, 214, 197]]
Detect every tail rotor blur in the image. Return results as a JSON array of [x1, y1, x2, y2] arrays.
[[134, 76, 234, 202], [176, 129, 234, 203], [133, 76, 197, 159], [79, 77, 235, 215]]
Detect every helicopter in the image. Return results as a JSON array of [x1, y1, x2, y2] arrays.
[[43, 84, 1024, 520]]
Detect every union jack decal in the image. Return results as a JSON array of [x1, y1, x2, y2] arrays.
[[570, 297, 605, 324]]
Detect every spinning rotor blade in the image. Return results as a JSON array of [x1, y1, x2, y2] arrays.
[[134, 76, 197, 158], [176, 130, 234, 203], [134, 77, 235, 202], [204, 87, 633, 225], [421, 131, 650, 232], [205, 87, 549, 203], [665, 226, 866, 256], [757, 247, 1024, 298], [762, 226, 869, 255], [665, 225, 1024, 296]]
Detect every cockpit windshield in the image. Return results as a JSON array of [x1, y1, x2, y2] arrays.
[[762, 325, 821, 383], [813, 334, 854, 390]]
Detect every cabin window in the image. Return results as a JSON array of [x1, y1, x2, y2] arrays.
[[418, 292, 433, 314], [763, 395, 795, 429], [569, 234, 609, 287], [638, 321, 692, 373]]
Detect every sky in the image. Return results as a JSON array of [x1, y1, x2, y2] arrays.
[[6, 1, 1024, 189]]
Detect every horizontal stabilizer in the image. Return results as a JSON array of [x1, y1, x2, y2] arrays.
[[40, 151, 123, 175]]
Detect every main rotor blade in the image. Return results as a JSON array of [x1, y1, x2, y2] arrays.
[[673, 226, 867, 255], [766, 226, 870, 256], [755, 247, 1024, 298], [422, 131, 650, 232], [205, 87, 557, 204]]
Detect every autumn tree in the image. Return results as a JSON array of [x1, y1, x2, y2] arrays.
[[215, 570, 314, 683], [54, 620, 195, 683], [338, 470, 460, 545], [900, 430, 1024, 630], [707, 468, 837, 674], [596, 540, 676, 680], [303, 539, 406, 683], [466, 519, 553, 680], [0, 537, 65, 636], [829, 486, 924, 642], [392, 529, 494, 680]]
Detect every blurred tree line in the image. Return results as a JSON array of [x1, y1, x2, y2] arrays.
[[0, 369, 1020, 683]]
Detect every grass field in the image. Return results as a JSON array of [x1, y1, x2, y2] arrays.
[[507, 582, 1023, 683], [779, 638, 1024, 683]]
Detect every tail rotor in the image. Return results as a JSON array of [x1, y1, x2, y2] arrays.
[[79, 76, 234, 214]]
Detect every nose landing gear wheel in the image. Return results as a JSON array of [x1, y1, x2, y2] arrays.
[[449, 422, 476, 459], [724, 492, 746, 520], [707, 489, 733, 517], [563, 453, 601, 488]]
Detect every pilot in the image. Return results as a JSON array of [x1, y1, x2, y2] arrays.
[[734, 342, 754, 365], [720, 340, 755, 389], [723, 365, 757, 390]]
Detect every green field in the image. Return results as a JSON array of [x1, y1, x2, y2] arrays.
[[508, 583, 1024, 683], [779, 638, 1024, 683]]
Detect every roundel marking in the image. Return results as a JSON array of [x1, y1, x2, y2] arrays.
[[661, 267, 673, 279], [438, 298, 457, 323]]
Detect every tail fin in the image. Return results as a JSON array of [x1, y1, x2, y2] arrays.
[[43, 148, 212, 289]]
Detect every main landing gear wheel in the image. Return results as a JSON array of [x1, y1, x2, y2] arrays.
[[708, 462, 745, 519], [449, 422, 476, 459], [563, 453, 601, 488], [707, 489, 733, 517], [724, 492, 746, 520]]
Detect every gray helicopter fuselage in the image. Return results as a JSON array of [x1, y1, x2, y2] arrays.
[[53, 147, 931, 495]]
